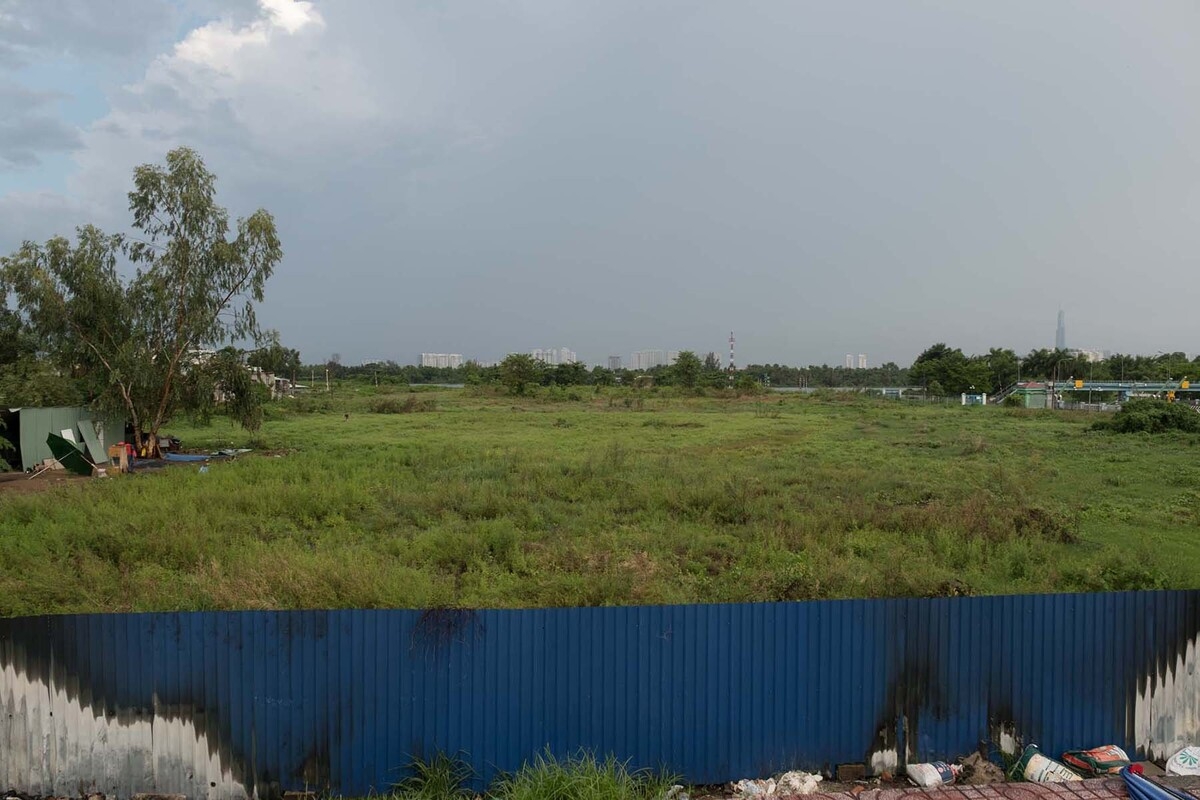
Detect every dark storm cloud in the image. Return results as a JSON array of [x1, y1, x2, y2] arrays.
[[3, 0, 1200, 365], [0, 83, 80, 167], [0, 0, 176, 64]]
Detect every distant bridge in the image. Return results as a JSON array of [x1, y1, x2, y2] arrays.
[[1021, 379, 1194, 394]]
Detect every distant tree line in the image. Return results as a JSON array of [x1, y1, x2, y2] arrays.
[[906, 344, 1197, 397], [306, 345, 1200, 398]]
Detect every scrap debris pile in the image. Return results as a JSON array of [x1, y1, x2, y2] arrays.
[[729, 744, 1200, 798], [28, 428, 253, 480], [733, 771, 824, 798]]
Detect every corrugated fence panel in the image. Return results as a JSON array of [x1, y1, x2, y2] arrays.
[[1, 591, 1198, 799]]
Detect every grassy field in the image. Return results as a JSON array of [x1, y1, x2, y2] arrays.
[[0, 387, 1196, 616]]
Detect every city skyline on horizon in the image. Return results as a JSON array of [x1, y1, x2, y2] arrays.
[[399, 317, 1179, 370]]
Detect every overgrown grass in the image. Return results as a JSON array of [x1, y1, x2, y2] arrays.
[[492, 751, 677, 800], [388, 751, 676, 800], [391, 753, 474, 800], [0, 388, 1196, 615]]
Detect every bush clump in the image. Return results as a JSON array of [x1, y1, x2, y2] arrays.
[[392, 753, 473, 800], [493, 751, 677, 800], [391, 751, 677, 800], [1093, 398, 1200, 434]]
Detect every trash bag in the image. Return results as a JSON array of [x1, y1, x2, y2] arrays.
[[1009, 744, 1082, 782], [1062, 746, 1131, 777], [906, 762, 961, 787], [1166, 746, 1200, 776]]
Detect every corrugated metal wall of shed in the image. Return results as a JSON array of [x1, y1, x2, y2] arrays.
[[1, 591, 1197, 800], [16, 407, 125, 470]]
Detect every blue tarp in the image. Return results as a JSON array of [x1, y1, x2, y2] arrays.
[[163, 453, 209, 462], [1122, 767, 1193, 800]]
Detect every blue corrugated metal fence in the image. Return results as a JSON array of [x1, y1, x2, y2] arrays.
[[1, 591, 1197, 799]]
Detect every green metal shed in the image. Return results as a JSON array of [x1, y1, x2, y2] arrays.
[[10, 407, 126, 471], [1015, 387, 1050, 409]]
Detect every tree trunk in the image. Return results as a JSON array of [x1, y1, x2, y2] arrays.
[[119, 384, 144, 455]]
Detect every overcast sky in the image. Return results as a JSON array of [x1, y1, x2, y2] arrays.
[[2, 0, 1198, 367]]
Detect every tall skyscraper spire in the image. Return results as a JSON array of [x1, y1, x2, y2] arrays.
[[1056, 309, 1066, 350]]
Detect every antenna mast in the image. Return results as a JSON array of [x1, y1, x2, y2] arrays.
[[728, 331, 736, 382]]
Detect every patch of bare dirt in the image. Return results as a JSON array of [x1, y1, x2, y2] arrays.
[[0, 470, 92, 494]]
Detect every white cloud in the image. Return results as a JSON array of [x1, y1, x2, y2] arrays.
[[62, 0, 382, 212], [173, 0, 322, 73], [261, 0, 319, 34]]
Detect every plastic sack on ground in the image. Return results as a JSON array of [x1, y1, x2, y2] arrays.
[[906, 762, 961, 787], [777, 771, 823, 795], [1062, 745, 1131, 776], [1166, 746, 1200, 776], [1009, 744, 1082, 782], [734, 779, 776, 798], [662, 785, 689, 800]]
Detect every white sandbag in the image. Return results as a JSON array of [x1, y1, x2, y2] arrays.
[[1166, 746, 1200, 776], [1010, 745, 1081, 782], [906, 762, 961, 787]]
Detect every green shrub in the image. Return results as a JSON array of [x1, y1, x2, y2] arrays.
[[392, 753, 472, 800], [389, 751, 678, 800], [1094, 398, 1200, 434], [492, 751, 677, 800]]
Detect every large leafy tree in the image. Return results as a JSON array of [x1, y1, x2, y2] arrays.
[[0, 308, 82, 407], [247, 334, 301, 378], [2, 147, 281, 452], [499, 354, 540, 395], [182, 348, 269, 434], [551, 360, 588, 386], [984, 347, 1019, 392], [672, 350, 702, 389], [909, 343, 992, 395]]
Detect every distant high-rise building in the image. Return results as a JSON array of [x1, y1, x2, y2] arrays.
[[531, 347, 577, 366], [1069, 348, 1108, 364], [857, 354, 868, 369], [607, 355, 622, 370], [631, 350, 667, 370], [1056, 310, 1066, 350], [668, 351, 680, 365], [844, 354, 854, 369], [421, 353, 463, 368]]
